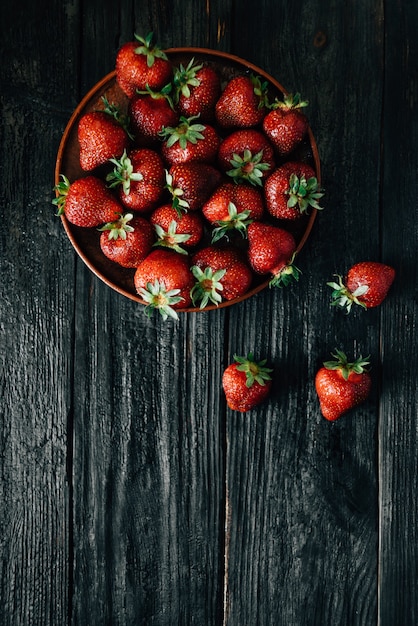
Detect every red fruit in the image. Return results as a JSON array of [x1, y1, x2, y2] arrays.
[[134, 249, 194, 319], [264, 161, 323, 220], [328, 262, 395, 312], [98, 213, 154, 268], [116, 32, 173, 98], [218, 129, 275, 186], [247, 222, 298, 287], [53, 175, 122, 227], [222, 352, 273, 412], [202, 182, 264, 242], [78, 97, 130, 171], [160, 116, 220, 166], [167, 163, 223, 211], [191, 246, 253, 305], [215, 74, 269, 128], [263, 93, 309, 157], [106, 148, 165, 212], [151, 204, 204, 251], [129, 87, 179, 142], [315, 350, 372, 421], [174, 60, 221, 121]]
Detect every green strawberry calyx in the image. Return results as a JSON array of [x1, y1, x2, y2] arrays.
[[153, 220, 191, 255], [133, 32, 169, 66], [138, 278, 183, 321], [327, 274, 369, 314], [211, 202, 253, 243], [97, 213, 135, 240], [227, 149, 271, 187], [234, 353, 273, 388], [165, 171, 190, 216], [250, 74, 270, 110], [172, 58, 203, 101], [190, 266, 226, 309], [269, 254, 301, 288], [269, 92, 309, 111], [323, 349, 371, 381], [100, 96, 133, 138], [159, 115, 206, 149], [52, 174, 71, 215], [286, 173, 324, 213], [106, 150, 144, 195]]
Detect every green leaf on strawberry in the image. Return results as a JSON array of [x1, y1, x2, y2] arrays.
[[286, 173, 324, 212], [153, 220, 191, 255], [138, 278, 184, 321], [97, 212, 135, 240], [234, 352, 273, 388], [322, 349, 370, 381], [227, 149, 271, 187], [211, 202, 253, 243], [190, 265, 226, 308]]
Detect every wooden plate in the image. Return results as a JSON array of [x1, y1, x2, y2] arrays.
[[55, 47, 321, 311]]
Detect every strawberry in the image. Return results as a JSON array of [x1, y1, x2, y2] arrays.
[[222, 352, 273, 412], [53, 174, 122, 227], [160, 115, 220, 166], [173, 59, 221, 121], [217, 129, 275, 186], [264, 161, 323, 219], [215, 74, 269, 128], [166, 163, 223, 211], [151, 204, 204, 251], [134, 249, 194, 319], [98, 213, 154, 268], [247, 222, 298, 287], [263, 93, 309, 157], [327, 262, 395, 313], [78, 97, 131, 171], [191, 246, 253, 305], [129, 85, 179, 142], [315, 349, 372, 421], [106, 148, 165, 212], [116, 32, 173, 98], [202, 182, 264, 242]]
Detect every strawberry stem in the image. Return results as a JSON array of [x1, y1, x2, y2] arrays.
[[323, 349, 371, 381], [234, 353, 273, 388]]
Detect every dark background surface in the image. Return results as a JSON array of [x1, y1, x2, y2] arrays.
[[1, 1, 417, 624]]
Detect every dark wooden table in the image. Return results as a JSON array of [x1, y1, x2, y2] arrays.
[[1, 1, 417, 624]]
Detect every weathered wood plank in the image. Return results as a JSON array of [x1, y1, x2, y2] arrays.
[[379, 0, 418, 623], [224, 0, 384, 623]]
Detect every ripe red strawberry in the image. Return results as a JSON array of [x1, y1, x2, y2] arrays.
[[327, 262, 395, 313], [53, 174, 122, 227], [167, 163, 223, 211], [134, 249, 194, 319], [174, 59, 221, 121], [129, 85, 179, 142], [222, 352, 273, 412], [247, 222, 298, 287], [264, 161, 323, 219], [202, 182, 264, 242], [116, 32, 173, 98], [263, 93, 309, 157], [191, 246, 253, 306], [160, 116, 220, 166], [150, 204, 204, 251], [106, 148, 165, 212], [78, 97, 131, 171], [98, 213, 154, 268], [315, 350, 372, 421], [218, 129, 275, 186], [215, 74, 269, 128]]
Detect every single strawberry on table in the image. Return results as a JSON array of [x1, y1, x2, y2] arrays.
[[264, 161, 323, 220], [116, 32, 173, 98], [78, 96, 131, 172], [106, 148, 165, 212], [327, 261, 395, 313], [215, 74, 269, 128], [134, 249, 194, 320], [53, 174, 123, 227], [191, 246, 253, 306], [247, 221, 299, 287], [218, 129, 275, 186], [222, 353, 273, 412], [263, 93, 309, 157], [315, 349, 372, 421], [159, 115, 220, 166], [98, 213, 154, 268], [173, 59, 221, 121]]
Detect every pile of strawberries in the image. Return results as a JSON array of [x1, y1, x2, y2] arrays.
[[54, 32, 324, 320]]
